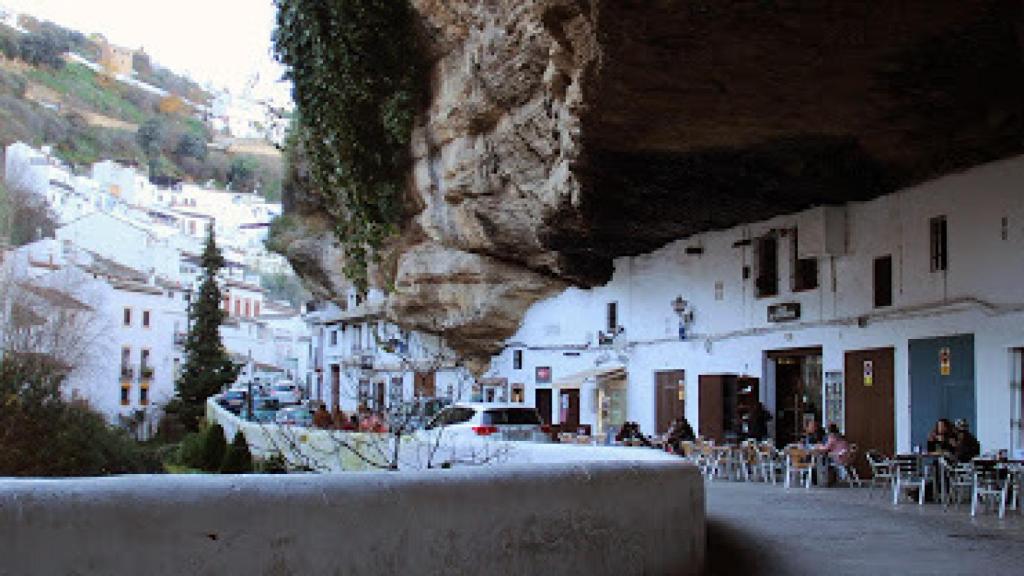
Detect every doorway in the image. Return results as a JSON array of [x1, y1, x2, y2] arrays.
[[655, 370, 686, 435], [909, 334, 975, 449], [844, 347, 895, 477], [559, 388, 580, 432], [535, 388, 553, 425], [768, 347, 823, 447], [330, 365, 340, 417]]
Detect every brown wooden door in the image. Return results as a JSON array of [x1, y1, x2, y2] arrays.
[[699, 374, 726, 443], [844, 347, 895, 478], [655, 370, 686, 434], [330, 365, 340, 417], [414, 371, 435, 398], [535, 388, 553, 425], [559, 389, 580, 431]]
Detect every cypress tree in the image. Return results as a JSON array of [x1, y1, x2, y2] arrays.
[[220, 431, 254, 473], [172, 225, 238, 432]]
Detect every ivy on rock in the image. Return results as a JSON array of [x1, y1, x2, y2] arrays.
[[273, 0, 426, 291]]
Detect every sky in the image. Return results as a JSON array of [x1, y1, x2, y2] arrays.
[[4, 0, 292, 105]]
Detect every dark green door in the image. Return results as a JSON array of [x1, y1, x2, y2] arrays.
[[909, 334, 975, 449]]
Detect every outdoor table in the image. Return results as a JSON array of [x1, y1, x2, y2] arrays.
[[895, 453, 942, 501]]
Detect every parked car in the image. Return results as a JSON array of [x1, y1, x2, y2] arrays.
[[275, 405, 313, 427], [239, 396, 280, 423], [423, 403, 549, 442], [269, 381, 302, 405], [218, 389, 248, 414]]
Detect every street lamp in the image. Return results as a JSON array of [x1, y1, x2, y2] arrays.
[[671, 296, 692, 341]]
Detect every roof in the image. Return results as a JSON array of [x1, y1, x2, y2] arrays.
[[15, 282, 92, 312]]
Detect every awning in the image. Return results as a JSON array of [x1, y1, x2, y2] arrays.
[[553, 365, 627, 388]]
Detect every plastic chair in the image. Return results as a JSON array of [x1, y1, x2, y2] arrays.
[[971, 461, 1009, 518], [756, 443, 782, 484], [834, 444, 863, 488], [938, 457, 973, 509]]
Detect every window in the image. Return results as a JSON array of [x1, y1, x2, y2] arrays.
[[513, 349, 523, 370], [929, 216, 948, 272], [123, 307, 132, 327], [254, 302, 260, 317], [120, 346, 131, 379], [755, 235, 779, 297], [330, 329, 338, 347], [790, 229, 818, 292], [222, 295, 230, 312], [142, 310, 151, 328], [120, 385, 130, 406], [234, 299, 241, 317], [244, 299, 251, 317], [140, 349, 151, 379], [139, 386, 149, 405], [874, 255, 893, 308], [606, 302, 618, 333], [536, 366, 552, 384]]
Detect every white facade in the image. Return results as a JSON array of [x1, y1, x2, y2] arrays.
[[304, 288, 471, 416], [487, 155, 1024, 455]]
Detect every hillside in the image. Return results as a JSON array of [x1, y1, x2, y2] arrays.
[[0, 19, 282, 200]]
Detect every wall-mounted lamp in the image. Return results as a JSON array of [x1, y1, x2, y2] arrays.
[[671, 296, 694, 340]]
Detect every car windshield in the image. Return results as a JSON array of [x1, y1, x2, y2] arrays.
[[225, 390, 245, 399], [273, 385, 294, 391], [425, 407, 475, 430], [482, 408, 542, 426]]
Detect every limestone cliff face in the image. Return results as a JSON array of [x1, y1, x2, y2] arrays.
[[279, 0, 1024, 370]]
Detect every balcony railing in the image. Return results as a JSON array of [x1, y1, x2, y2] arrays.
[[140, 366, 154, 380], [120, 366, 134, 381]]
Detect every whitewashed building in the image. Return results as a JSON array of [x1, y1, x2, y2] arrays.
[[304, 288, 470, 417], [486, 155, 1024, 458]]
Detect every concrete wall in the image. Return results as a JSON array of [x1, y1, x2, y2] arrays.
[[0, 461, 704, 576]]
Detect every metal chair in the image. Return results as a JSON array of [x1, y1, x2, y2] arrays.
[[834, 444, 863, 488], [892, 454, 929, 506], [971, 460, 1009, 518], [756, 443, 783, 484], [938, 457, 973, 509], [784, 446, 813, 490], [865, 450, 893, 497]]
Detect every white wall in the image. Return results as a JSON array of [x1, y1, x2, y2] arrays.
[[489, 155, 1024, 453]]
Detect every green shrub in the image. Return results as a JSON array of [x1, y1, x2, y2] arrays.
[[175, 430, 206, 469], [200, 423, 227, 472], [220, 431, 254, 473], [258, 452, 289, 474]]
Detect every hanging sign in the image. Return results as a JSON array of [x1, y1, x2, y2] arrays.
[[863, 360, 874, 386], [939, 347, 951, 376]]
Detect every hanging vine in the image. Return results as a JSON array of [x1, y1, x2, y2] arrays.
[[273, 0, 426, 291]]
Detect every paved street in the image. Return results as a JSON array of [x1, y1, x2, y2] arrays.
[[706, 481, 1024, 575]]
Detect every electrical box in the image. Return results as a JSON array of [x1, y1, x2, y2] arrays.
[[797, 206, 846, 258]]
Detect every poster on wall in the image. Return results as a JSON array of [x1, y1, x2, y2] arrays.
[[535, 366, 552, 384], [824, 370, 843, 430], [939, 347, 951, 376]]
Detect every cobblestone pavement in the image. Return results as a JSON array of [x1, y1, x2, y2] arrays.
[[706, 480, 1024, 575]]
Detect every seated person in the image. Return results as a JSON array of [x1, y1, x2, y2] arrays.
[[340, 414, 358, 431], [954, 419, 980, 463], [802, 419, 825, 446], [665, 417, 696, 453], [927, 418, 957, 455], [615, 421, 650, 446], [312, 403, 332, 429], [816, 424, 852, 466]]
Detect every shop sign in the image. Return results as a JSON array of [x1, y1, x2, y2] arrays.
[[863, 360, 873, 387], [939, 347, 951, 376], [767, 302, 801, 323]]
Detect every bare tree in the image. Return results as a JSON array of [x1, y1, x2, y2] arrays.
[[0, 160, 57, 246]]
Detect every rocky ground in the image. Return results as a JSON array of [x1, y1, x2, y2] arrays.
[[706, 481, 1024, 575]]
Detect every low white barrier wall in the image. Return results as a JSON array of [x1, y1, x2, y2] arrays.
[[0, 462, 704, 576]]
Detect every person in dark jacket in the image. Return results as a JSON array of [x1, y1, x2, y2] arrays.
[[954, 419, 980, 463], [666, 417, 696, 453]]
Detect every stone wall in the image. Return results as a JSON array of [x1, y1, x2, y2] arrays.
[[0, 461, 704, 576]]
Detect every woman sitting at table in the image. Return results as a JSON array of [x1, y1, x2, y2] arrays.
[[927, 418, 957, 456], [816, 424, 851, 465]]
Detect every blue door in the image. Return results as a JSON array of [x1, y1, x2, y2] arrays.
[[909, 334, 975, 449]]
